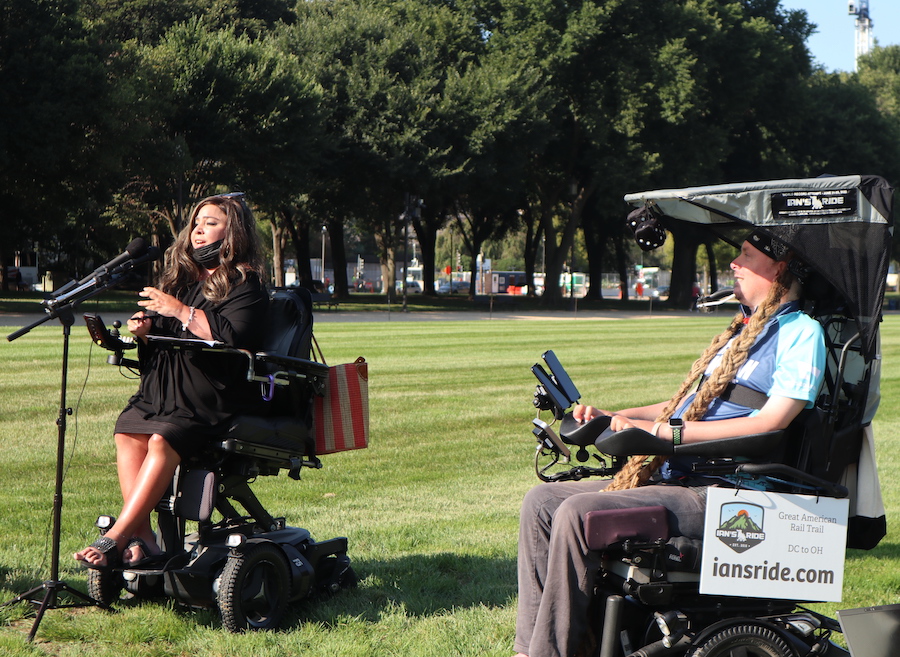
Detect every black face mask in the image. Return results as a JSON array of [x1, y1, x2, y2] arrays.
[[192, 240, 224, 268]]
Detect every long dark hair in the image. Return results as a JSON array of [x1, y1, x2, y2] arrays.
[[604, 267, 796, 491], [157, 193, 265, 303]]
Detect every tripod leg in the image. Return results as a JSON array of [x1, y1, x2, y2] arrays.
[[28, 593, 52, 643]]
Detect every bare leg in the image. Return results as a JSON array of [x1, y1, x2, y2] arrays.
[[114, 432, 161, 555], [74, 433, 180, 567]]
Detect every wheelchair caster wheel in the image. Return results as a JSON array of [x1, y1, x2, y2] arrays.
[[317, 555, 357, 597], [87, 568, 123, 607], [688, 623, 796, 657], [217, 542, 290, 632]]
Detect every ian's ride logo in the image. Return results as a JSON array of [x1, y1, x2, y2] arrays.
[[715, 503, 766, 553]]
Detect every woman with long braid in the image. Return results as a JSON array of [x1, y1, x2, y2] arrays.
[[513, 231, 825, 657]]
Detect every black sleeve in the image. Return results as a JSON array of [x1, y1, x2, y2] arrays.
[[204, 274, 268, 349]]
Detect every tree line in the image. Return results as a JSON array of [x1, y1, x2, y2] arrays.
[[2, 0, 899, 306]]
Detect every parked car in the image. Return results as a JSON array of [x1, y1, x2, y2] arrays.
[[437, 280, 466, 294], [395, 280, 422, 293]]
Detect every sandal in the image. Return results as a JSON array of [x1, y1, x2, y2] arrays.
[[76, 536, 121, 571], [123, 536, 166, 568]]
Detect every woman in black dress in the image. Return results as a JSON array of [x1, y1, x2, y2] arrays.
[[74, 192, 268, 569]]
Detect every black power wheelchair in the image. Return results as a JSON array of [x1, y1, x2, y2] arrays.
[[81, 286, 361, 632], [528, 175, 893, 657]]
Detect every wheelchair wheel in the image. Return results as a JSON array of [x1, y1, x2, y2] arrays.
[[217, 542, 290, 632], [317, 554, 358, 596], [689, 623, 797, 657], [87, 568, 123, 607]]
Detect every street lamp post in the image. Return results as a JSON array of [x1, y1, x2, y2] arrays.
[[321, 224, 327, 288]]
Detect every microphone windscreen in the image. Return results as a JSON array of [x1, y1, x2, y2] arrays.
[[125, 237, 148, 257]]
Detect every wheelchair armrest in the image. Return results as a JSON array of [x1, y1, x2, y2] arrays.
[[559, 413, 611, 446], [675, 431, 785, 458], [734, 463, 849, 498], [255, 353, 329, 378], [595, 427, 674, 456], [594, 428, 786, 459]]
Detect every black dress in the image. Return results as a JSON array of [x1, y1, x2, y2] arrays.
[[114, 273, 268, 459]]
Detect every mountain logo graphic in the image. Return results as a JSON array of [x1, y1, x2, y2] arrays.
[[715, 502, 766, 553]]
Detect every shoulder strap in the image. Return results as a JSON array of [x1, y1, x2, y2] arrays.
[[698, 375, 769, 410], [717, 382, 769, 410]]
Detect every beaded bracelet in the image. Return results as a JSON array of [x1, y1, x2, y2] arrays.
[[182, 306, 196, 331]]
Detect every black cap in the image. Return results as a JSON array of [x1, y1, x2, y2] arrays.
[[747, 229, 790, 261]]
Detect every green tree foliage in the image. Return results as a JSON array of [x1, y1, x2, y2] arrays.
[[856, 46, 900, 260], [857, 45, 900, 122], [284, 0, 508, 299], [80, 0, 295, 44], [481, 0, 819, 304], [2, 0, 899, 300], [128, 19, 323, 240], [0, 0, 131, 287]]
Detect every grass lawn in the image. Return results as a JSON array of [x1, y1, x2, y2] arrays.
[[0, 310, 897, 656]]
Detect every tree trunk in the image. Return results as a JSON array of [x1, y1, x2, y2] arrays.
[[378, 239, 397, 302], [0, 251, 8, 292], [581, 207, 606, 300], [412, 213, 441, 296], [704, 241, 720, 294], [615, 236, 630, 301], [270, 218, 285, 287], [328, 218, 349, 298], [540, 181, 596, 303], [668, 223, 707, 309], [522, 208, 542, 297], [281, 207, 313, 291]]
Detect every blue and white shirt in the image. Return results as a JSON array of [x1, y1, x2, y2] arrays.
[[662, 301, 825, 482], [674, 301, 825, 421]]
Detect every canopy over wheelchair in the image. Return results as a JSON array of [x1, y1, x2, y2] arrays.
[[530, 175, 894, 657], [82, 286, 364, 632]]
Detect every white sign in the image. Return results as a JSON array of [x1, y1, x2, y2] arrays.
[[700, 488, 849, 602]]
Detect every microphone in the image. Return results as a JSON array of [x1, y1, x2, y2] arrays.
[[695, 288, 736, 309], [109, 245, 160, 278], [94, 237, 149, 276], [47, 238, 156, 302]]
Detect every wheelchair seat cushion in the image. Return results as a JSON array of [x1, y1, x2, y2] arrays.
[[584, 505, 669, 550], [223, 414, 313, 455]]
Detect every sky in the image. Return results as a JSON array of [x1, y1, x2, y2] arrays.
[[778, 0, 899, 72]]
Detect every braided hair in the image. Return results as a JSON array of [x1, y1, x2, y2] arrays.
[[604, 267, 796, 492]]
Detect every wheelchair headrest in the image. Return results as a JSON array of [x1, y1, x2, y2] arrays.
[[263, 287, 314, 359]]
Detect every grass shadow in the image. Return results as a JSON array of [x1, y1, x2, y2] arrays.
[[285, 552, 517, 628], [32, 552, 518, 632]]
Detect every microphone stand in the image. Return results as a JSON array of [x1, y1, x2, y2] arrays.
[[2, 263, 149, 641]]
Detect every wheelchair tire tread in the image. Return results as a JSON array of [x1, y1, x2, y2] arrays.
[[688, 623, 797, 657]]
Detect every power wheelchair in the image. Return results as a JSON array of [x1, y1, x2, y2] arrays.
[[528, 175, 892, 657], [81, 286, 360, 632]]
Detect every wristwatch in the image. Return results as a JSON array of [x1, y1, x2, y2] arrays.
[[669, 418, 684, 445]]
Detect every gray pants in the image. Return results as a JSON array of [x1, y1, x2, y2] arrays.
[[514, 480, 707, 657]]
